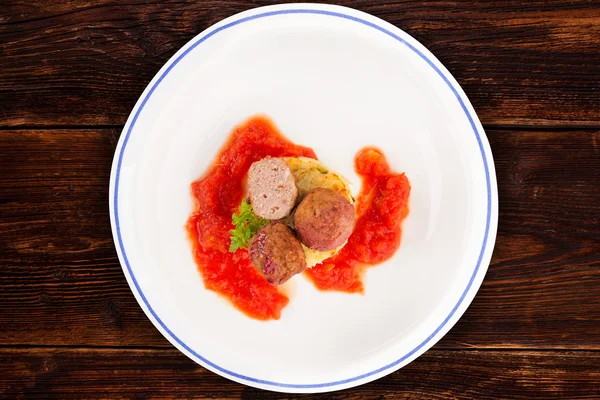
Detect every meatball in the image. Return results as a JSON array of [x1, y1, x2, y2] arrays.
[[247, 157, 298, 220], [248, 221, 307, 285], [294, 187, 356, 251]]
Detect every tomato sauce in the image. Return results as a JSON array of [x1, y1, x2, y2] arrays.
[[304, 148, 411, 293], [187, 116, 315, 320], [187, 116, 410, 320]]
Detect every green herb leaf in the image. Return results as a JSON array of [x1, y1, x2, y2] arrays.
[[229, 199, 269, 252]]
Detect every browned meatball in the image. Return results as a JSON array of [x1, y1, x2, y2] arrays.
[[248, 221, 307, 285], [294, 188, 356, 251], [248, 157, 298, 220]]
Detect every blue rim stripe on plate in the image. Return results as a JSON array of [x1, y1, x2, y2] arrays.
[[114, 8, 492, 389]]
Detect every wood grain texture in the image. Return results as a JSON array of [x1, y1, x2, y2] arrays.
[[1, 0, 599, 127], [0, 128, 599, 349], [2, 1, 599, 396], [442, 128, 600, 349], [1, 348, 599, 399]]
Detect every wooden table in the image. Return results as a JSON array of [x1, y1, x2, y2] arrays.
[[1, 1, 599, 398]]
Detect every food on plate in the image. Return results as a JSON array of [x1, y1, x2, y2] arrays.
[[278, 156, 356, 268], [247, 157, 298, 220], [187, 116, 411, 320], [243, 158, 355, 283], [248, 221, 307, 285], [245, 157, 355, 274], [294, 187, 356, 251], [282, 156, 353, 203], [229, 199, 268, 253], [304, 148, 411, 293]]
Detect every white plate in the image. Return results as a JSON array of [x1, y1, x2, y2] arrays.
[[109, 3, 498, 393]]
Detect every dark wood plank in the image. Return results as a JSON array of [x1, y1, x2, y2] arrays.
[[1, 1, 599, 127], [0, 128, 599, 348], [1, 348, 599, 399], [440, 129, 600, 349], [0, 129, 167, 347]]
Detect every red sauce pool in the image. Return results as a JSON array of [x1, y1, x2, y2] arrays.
[[304, 148, 411, 293], [187, 116, 410, 320]]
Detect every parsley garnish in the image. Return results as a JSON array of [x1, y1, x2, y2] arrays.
[[229, 199, 269, 252]]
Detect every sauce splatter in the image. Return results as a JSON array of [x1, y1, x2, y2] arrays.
[[187, 116, 410, 320], [187, 116, 315, 320], [305, 148, 411, 292]]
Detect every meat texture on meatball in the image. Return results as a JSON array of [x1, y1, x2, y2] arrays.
[[247, 157, 298, 220], [294, 187, 356, 251], [248, 221, 307, 285]]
